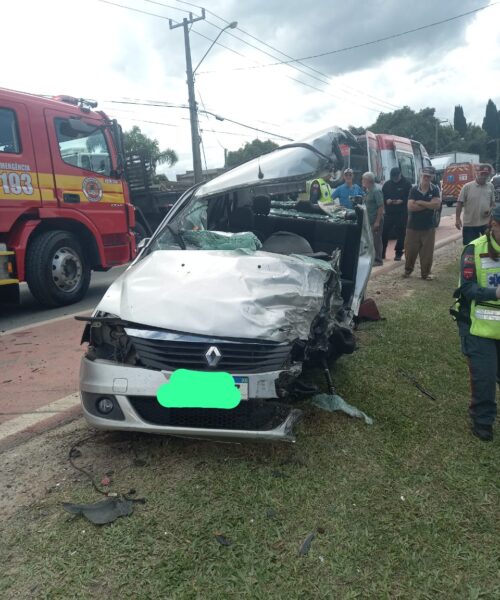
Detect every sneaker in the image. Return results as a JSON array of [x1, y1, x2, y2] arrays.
[[402, 271, 411, 278], [471, 423, 493, 442], [394, 255, 402, 261], [374, 260, 384, 267], [422, 274, 435, 280]]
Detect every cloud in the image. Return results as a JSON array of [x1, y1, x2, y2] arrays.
[[204, 0, 479, 75], [0, 0, 499, 179]]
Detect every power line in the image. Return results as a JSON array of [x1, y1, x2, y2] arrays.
[[172, 0, 400, 111], [208, 2, 499, 72], [97, 0, 246, 58], [101, 0, 392, 114], [102, 98, 292, 140], [145, 0, 392, 113], [103, 108, 285, 140]]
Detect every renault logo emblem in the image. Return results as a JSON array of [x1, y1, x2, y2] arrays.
[[205, 346, 222, 368]]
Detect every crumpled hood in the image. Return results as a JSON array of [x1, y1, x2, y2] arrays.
[[97, 250, 333, 342]]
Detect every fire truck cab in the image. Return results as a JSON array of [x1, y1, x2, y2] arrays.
[[0, 88, 135, 307]]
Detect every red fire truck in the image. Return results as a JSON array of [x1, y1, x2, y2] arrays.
[[0, 88, 136, 307]]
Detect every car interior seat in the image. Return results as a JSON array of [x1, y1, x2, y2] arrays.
[[261, 231, 330, 260], [252, 195, 271, 241], [227, 206, 255, 233]]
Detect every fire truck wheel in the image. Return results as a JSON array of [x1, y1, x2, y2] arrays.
[[26, 230, 91, 307]]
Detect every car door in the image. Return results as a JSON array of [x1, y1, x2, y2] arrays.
[[44, 108, 128, 237]]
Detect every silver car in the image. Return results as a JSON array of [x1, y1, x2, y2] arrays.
[[78, 128, 374, 442]]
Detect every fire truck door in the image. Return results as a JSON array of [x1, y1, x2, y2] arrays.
[[0, 100, 41, 220], [44, 109, 127, 236]]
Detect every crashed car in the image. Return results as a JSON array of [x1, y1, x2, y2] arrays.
[[78, 128, 374, 442]]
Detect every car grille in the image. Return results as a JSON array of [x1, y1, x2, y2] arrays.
[[129, 335, 291, 374], [128, 397, 292, 431]]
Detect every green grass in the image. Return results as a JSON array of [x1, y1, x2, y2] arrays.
[[2, 260, 499, 599]]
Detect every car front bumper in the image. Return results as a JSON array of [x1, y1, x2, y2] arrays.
[[79, 357, 303, 442]]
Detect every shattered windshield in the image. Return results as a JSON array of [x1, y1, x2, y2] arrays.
[[147, 127, 361, 254], [149, 195, 263, 252]]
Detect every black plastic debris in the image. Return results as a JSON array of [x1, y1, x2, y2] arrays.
[[266, 508, 277, 520], [271, 470, 288, 479], [214, 534, 232, 546], [298, 532, 315, 556], [62, 497, 134, 525]]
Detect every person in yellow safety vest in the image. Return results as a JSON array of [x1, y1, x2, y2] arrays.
[[306, 178, 338, 206], [453, 204, 500, 441]]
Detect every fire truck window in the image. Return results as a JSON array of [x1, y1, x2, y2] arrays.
[[0, 108, 21, 154], [55, 118, 111, 176]]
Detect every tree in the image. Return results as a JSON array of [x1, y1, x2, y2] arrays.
[[453, 105, 467, 137], [123, 126, 178, 170], [348, 125, 366, 136], [349, 105, 490, 161], [369, 106, 438, 151], [226, 139, 279, 168], [482, 99, 500, 169]]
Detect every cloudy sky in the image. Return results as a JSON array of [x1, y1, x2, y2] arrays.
[[2, 0, 500, 178]]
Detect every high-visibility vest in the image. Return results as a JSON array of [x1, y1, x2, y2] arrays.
[[467, 235, 500, 339], [306, 178, 338, 205]]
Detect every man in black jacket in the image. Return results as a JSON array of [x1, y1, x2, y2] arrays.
[[382, 167, 411, 261]]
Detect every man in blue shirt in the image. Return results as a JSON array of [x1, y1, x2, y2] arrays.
[[331, 168, 364, 208]]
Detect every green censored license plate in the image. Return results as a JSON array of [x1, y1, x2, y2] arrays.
[[157, 369, 244, 409]]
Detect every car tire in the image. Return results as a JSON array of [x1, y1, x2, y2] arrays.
[[26, 230, 91, 307]]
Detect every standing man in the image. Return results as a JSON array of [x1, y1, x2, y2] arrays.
[[382, 167, 411, 261], [331, 168, 364, 208], [362, 171, 385, 266], [404, 166, 441, 280], [453, 206, 500, 441], [455, 164, 495, 245]]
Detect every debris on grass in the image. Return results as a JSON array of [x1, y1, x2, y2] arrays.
[[312, 393, 373, 425], [214, 533, 231, 546], [62, 497, 135, 525], [398, 368, 437, 401], [265, 508, 277, 520], [298, 532, 315, 556]]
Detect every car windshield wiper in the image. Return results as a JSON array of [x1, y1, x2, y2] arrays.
[[167, 224, 186, 250]]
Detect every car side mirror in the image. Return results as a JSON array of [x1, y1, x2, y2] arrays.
[[137, 237, 150, 251]]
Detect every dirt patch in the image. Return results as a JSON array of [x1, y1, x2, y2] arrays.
[[367, 239, 461, 302], [0, 419, 198, 520]]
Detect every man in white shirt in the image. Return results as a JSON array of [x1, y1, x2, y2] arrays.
[[456, 164, 496, 245]]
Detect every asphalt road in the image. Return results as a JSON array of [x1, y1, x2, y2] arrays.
[[0, 266, 127, 333], [0, 205, 457, 333]]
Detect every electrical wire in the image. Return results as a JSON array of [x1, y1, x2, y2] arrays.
[[100, 0, 392, 114], [205, 2, 499, 71], [103, 98, 293, 140], [196, 89, 225, 153], [165, 2, 395, 113], [97, 0, 246, 58], [171, 0, 400, 111]]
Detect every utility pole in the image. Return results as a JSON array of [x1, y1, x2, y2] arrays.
[[435, 118, 449, 155], [170, 11, 205, 184]]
